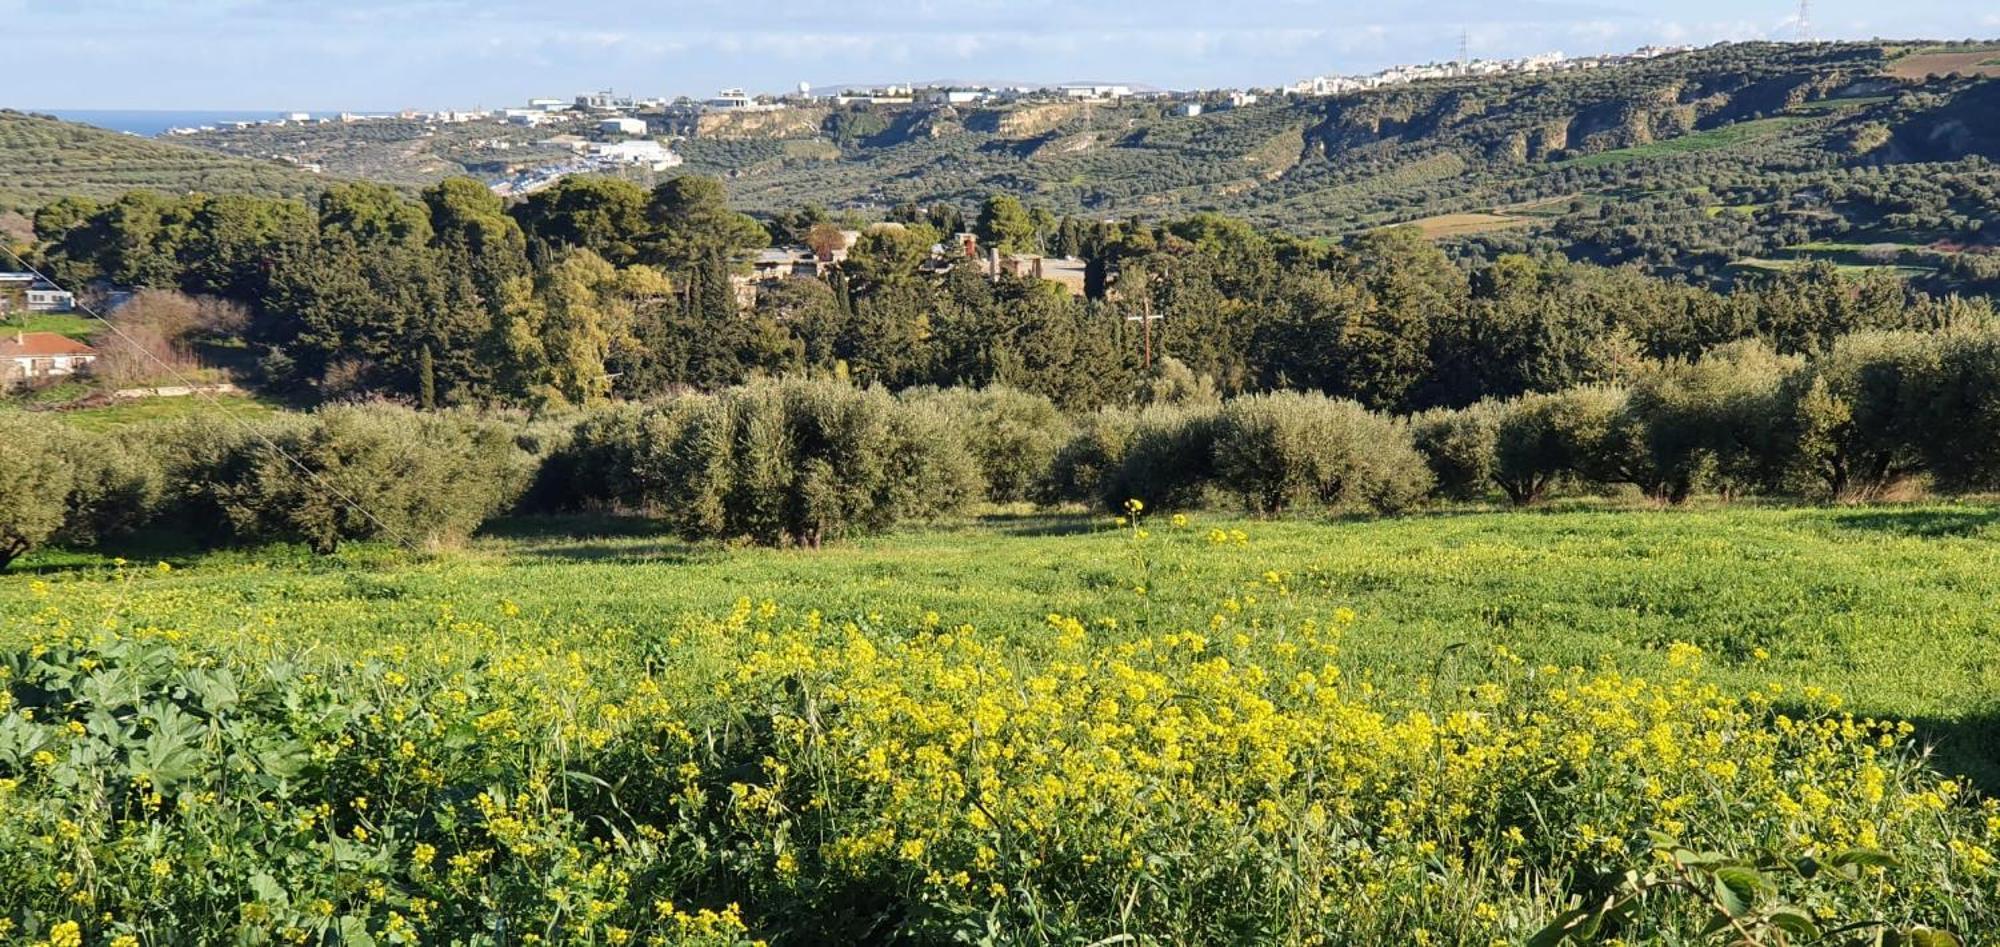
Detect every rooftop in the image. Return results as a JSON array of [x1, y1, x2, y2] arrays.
[[0, 332, 96, 358]]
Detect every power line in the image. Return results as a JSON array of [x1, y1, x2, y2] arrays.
[[1, 247, 427, 555]]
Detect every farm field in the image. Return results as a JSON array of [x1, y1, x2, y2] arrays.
[[1886, 49, 2000, 80], [6, 503, 2000, 941], [1396, 211, 1534, 239], [1552, 117, 1808, 170], [11, 503, 2000, 776]]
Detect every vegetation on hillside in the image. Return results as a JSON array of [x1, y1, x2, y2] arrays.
[[0, 111, 325, 213], [19, 177, 1996, 418]]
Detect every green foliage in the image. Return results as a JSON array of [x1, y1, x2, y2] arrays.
[[1035, 407, 1143, 507], [1103, 405, 1222, 513], [1620, 342, 1800, 502], [51, 430, 163, 549], [1493, 387, 1628, 505], [901, 386, 1073, 503], [1210, 391, 1432, 514], [514, 175, 650, 265], [1776, 331, 1937, 499], [554, 380, 980, 547], [201, 404, 530, 554], [0, 415, 74, 569], [974, 194, 1037, 253], [1411, 401, 1503, 501]]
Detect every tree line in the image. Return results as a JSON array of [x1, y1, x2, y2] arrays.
[[6, 320, 2000, 566], [24, 176, 1997, 417]]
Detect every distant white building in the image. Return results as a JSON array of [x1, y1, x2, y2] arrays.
[[528, 98, 568, 111], [1060, 84, 1132, 100], [599, 117, 648, 136], [577, 90, 635, 112], [592, 140, 684, 171], [1227, 92, 1259, 108], [1178, 102, 1204, 117], [925, 89, 985, 106], [707, 89, 755, 110]]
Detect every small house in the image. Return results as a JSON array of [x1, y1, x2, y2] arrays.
[[0, 273, 76, 313], [1, 332, 97, 387]]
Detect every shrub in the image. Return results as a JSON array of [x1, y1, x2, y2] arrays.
[[1619, 342, 1800, 502], [1410, 402, 1502, 501], [0, 414, 74, 569], [53, 429, 163, 547], [1492, 387, 1627, 505], [1035, 407, 1141, 507], [208, 404, 530, 553], [141, 414, 299, 545], [539, 402, 664, 513], [1914, 324, 2000, 493], [903, 386, 1071, 503], [1776, 332, 1936, 500], [1102, 405, 1222, 513], [555, 380, 982, 547], [1210, 392, 1431, 514]]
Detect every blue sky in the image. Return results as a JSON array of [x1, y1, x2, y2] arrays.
[[10, 0, 1998, 110]]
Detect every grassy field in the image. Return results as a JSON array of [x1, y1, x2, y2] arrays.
[[4, 312, 96, 340], [0, 388, 288, 430], [1396, 211, 1533, 239], [1554, 117, 1809, 170], [11, 502, 2000, 783], [8, 502, 2000, 941]]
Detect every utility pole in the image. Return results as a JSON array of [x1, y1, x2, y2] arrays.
[[1796, 0, 1812, 41], [1460, 28, 1471, 67], [1125, 295, 1161, 370]]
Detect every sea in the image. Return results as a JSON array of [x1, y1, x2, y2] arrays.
[[34, 110, 346, 137]]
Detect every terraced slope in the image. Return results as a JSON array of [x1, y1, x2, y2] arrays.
[[0, 110, 327, 212]]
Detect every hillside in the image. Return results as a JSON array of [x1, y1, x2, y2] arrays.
[[12, 40, 1999, 292], [661, 42, 2000, 287], [0, 109, 328, 213]]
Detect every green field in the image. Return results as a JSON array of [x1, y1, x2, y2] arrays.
[[0, 389, 288, 431], [7, 503, 2000, 942], [12, 503, 2000, 783], [1554, 117, 1809, 170], [3, 312, 95, 340]]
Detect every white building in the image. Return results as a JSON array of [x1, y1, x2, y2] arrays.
[[0, 332, 96, 387], [1059, 84, 1132, 100], [599, 117, 648, 136], [592, 140, 684, 171], [528, 98, 568, 111], [0, 273, 75, 313], [925, 89, 985, 106]]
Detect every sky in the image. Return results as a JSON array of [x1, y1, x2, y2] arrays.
[[9, 0, 1999, 111]]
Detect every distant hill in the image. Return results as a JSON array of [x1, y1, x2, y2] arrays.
[[664, 40, 1999, 290], [0, 110, 328, 213], [11, 40, 1998, 293]]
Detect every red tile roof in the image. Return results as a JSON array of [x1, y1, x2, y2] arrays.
[[0, 332, 96, 358]]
